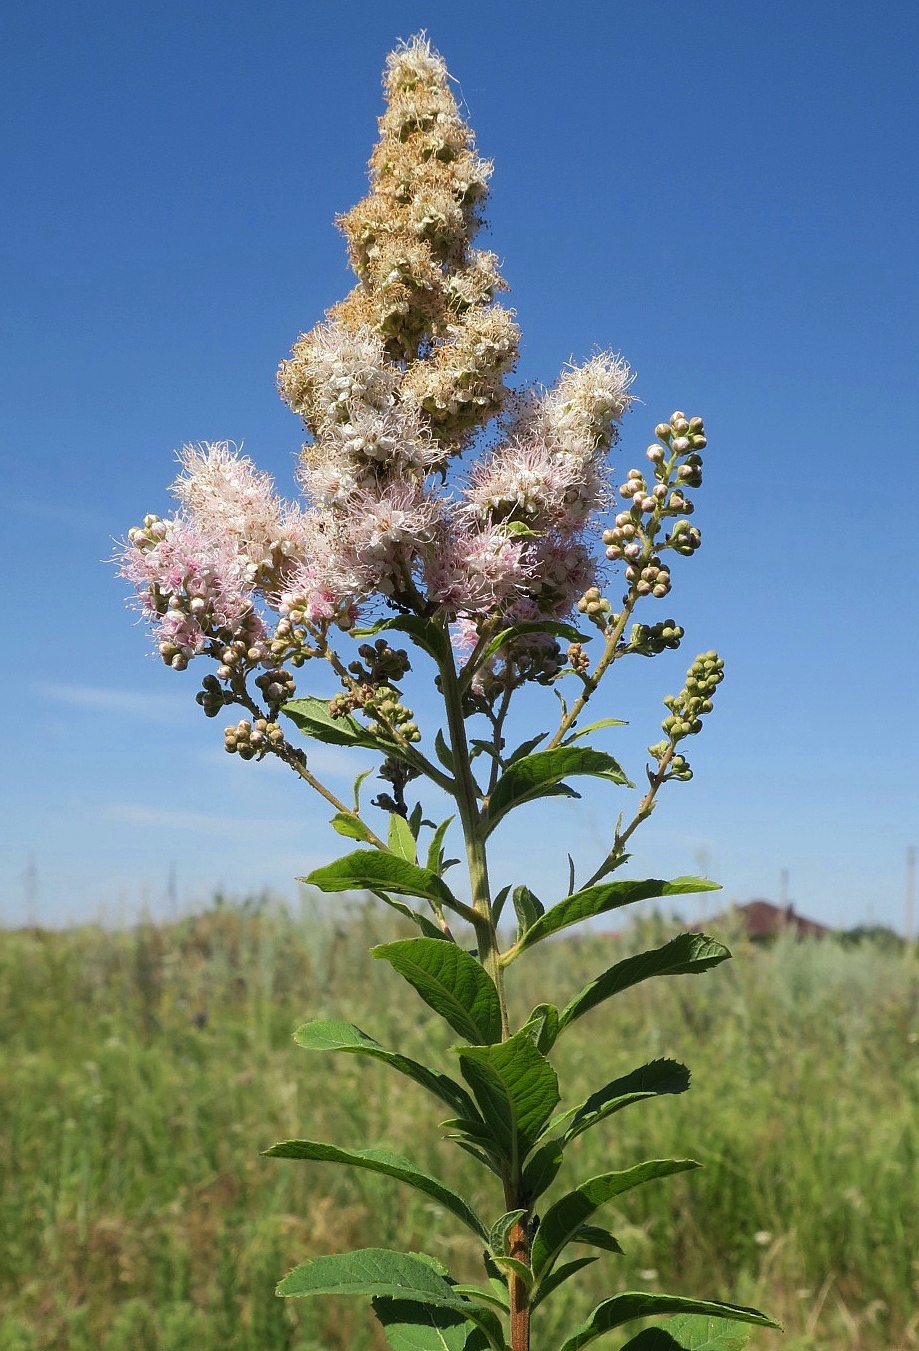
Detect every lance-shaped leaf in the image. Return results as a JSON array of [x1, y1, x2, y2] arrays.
[[457, 1030, 560, 1174], [573, 1225, 625, 1254], [563, 715, 628, 744], [284, 696, 409, 758], [293, 1020, 478, 1120], [330, 811, 380, 844], [476, 619, 589, 669], [277, 1249, 505, 1348], [563, 1059, 691, 1144], [512, 885, 544, 940], [389, 812, 417, 863], [520, 1003, 560, 1055], [558, 1293, 780, 1351], [264, 1142, 488, 1242], [521, 1138, 565, 1202], [558, 933, 731, 1034], [531, 1159, 700, 1279], [374, 938, 502, 1045], [530, 1256, 598, 1309], [485, 748, 631, 836], [376, 894, 454, 941], [372, 1300, 489, 1351], [620, 1315, 755, 1350], [304, 851, 461, 914], [514, 877, 720, 955]]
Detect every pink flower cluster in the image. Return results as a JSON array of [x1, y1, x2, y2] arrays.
[[119, 342, 633, 676]]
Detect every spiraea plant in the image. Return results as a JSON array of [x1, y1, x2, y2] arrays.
[[118, 35, 778, 1351]]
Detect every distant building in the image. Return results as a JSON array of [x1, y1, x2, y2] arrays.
[[717, 900, 833, 941]]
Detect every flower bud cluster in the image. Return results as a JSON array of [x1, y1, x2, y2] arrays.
[[224, 718, 285, 760], [363, 685, 421, 744], [601, 412, 708, 607], [347, 640, 412, 686], [628, 619, 685, 657], [196, 674, 236, 718], [659, 652, 724, 742], [576, 586, 612, 630]]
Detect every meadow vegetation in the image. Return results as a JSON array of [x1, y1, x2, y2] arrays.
[[1, 898, 917, 1351]]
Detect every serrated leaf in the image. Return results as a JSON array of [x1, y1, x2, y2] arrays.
[[293, 1020, 478, 1120], [330, 811, 379, 844], [563, 716, 628, 743], [264, 1142, 487, 1241], [304, 851, 460, 915], [389, 812, 417, 863], [531, 1256, 598, 1309], [530, 1160, 700, 1279], [488, 1210, 527, 1257], [563, 1059, 691, 1144], [559, 933, 731, 1033], [373, 1300, 489, 1351], [620, 1314, 754, 1349], [485, 747, 631, 836], [284, 696, 409, 758], [572, 1225, 624, 1254], [457, 1030, 560, 1174], [426, 815, 456, 874], [515, 878, 721, 955], [277, 1249, 506, 1348], [374, 938, 502, 1045], [558, 1293, 780, 1351], [521, 1138, 564, 1202]]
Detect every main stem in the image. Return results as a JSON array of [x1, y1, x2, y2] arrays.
[[440, 652, 531, 1350]]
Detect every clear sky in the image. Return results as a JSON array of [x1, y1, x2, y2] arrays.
[[2, 0, 916, 930]]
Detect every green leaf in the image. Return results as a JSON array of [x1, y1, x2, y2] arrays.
[[373, 1300, 489, 1351], [563, 716, 628, 743], [485, 748, 632, 836], [488, 1210, 527, 1257], [284, 696, 408, 758], [491, 885, 512, 927], [277, 1250, 506, 1349], [572, 1225, 624, 1254], [563, 1059, 691, 1144], [264, 1142, 487, 1241], [330, 811, 379, 844], [457, 1030, 560, 1174], [530, 1160, 700, 1279], [620, 1314, 755, 1349], [487, 1257, 533, 1290], [558, 1293, 780, 1351], [512, 885, 545, 939], [374, 938, 502, 1045], [426, 816, 455, 874], [506, 733, 549, 764], [521, 1139, 564, 1202], [559, 933, 731, 1033], [531, 1257, 598, 1309], [304, 851, 461, 915], [374, 894, 453, 941], [477, 620, 589, 668], [520, 1004, 560, 1055], [434, 729, 455, 773], [293, 1020, 478, 1120], [389, 813, 417, 863], [358, 614, 451, 665], [515, 878, 721, 955]]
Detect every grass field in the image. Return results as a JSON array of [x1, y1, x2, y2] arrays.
[[1, 897, 917, 1351]]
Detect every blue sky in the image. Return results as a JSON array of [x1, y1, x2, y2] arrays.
[[2, 0, 916, 930]]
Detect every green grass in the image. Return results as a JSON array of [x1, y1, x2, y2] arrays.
[[1, 899, 917, 1350]]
